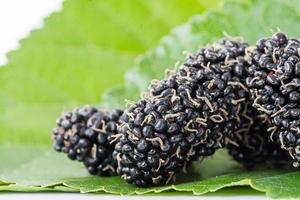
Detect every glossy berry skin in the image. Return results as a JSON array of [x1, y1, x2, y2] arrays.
[[246, 32, 300, 166], [114, 39, 257, 187], [52, 105, 123, 176]]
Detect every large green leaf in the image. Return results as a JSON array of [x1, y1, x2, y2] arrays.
[[0, 145, 89, 186], [0, 0, 218, 144], [2, 145, 300, 199]]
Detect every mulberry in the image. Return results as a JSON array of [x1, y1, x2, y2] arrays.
[[52, 105, 123, 176], [227, 108, 292, 169], [113, 38, 256, 186], [246, 32, 300, 167]]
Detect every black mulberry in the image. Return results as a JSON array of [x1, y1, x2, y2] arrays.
[[113, 38, 256, 186], [227, 108, 292, 168], [246, 32, 300, 167], [52, 105, 123, 176]]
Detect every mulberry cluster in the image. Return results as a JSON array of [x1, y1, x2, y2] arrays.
[[245, 32, 300, 167], [113, 39, 260, 186], [52, 32, 300, 187], [52, 105, 123, 176]]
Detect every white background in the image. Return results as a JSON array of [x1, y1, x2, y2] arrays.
[[0, 1, 265, 199], [0, 0, 61, 65]]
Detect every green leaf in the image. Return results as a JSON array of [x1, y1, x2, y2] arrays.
[[0, 0, 218, 144], [0, 181, 7, 186], [2, 145, 300, 199], [0, 185, 78, 192], [0, 145, 89, 187]]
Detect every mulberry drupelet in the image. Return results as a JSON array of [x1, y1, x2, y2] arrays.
[[113, 38, 259, 186], [52, 105, 123, 176], [246, 32, 300, 167]]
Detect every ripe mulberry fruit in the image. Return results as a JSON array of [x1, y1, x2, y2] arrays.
[[52, 105, 123, 176], [246, 32, 300, 167], [113, 38, 257, 186], [227, 108, 292, 169]]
